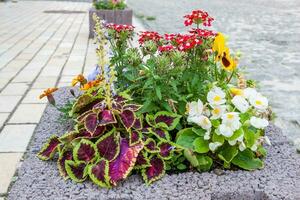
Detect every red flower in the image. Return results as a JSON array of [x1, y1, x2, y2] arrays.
[[175, 34, 203, 51], [183, 10, 214, 27], [106, 23, 135, 32], [189, 28, 216, 38], [158, 45, 175, 52], [164, 33, 177, 41], [138, 31, 162, 44]]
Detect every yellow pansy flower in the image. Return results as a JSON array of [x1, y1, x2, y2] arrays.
[[212, 33, 226, 62]]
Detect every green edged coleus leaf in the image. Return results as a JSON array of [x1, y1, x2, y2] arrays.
[[73, 139, 99, 163], [98, 110, 117, 126], [157, 141, 174, 160], [153, 111, 181, 130], [176, 128, 198, 149], [120, 109, 136, 130], [57, 146, 73, 180], [132, 117, 143, 130], [37, 135, 60, 160], [232, 149, 264, 170], [193, 137, 209, 153], [109, 138, 143, 186], [84, 113, 98, 135], [218, 142, 239, 165], [76, 110, 93, 123], [96, 129, 120, 161], [144, 138, 159, 153], [88, 159, 110, 188], [71, 94, 94, 115], [149, 128, 170, 141], [59, 130, 90, 144], [92, 100, 106, 113], [65, 160, 88, 182], [129, 130, 142, 146], [134, 150, 151, 169], [142, 156, 165, 185], [145, 114, 155, 127]]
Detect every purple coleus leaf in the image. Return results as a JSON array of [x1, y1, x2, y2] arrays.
[[112, 102, 123, 111], [92, 100, 106, 112], [72, 94, 94, 114], [59, 131, 89, 144], [109, 138, 143, 186], [158, 142, 174, 160], [120, 109, 136, 130], [77, 110, 93, 123], [73, 139, 99, 163], [123, 104, 142, 112], [113, 95, 129, 104], [135, 151, 150, 169], [153, 111, 181, 130], [93, 126, 106, 138], [37, 135, 60, 160], [88, 159, 110, 188], [84, 113, 98, 135], [65, 160, 88, 182], [132, 117, 143, 130], [98, 110, 117, 126], [96, 129, 120, 161], [142, 156, 166, 185], [57, 147, 73, 180], [144, 138, 159, 153], [129, 130, 141, 146], [149, 128, 170, 141]]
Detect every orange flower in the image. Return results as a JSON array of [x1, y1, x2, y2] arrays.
[[72, 74, 87, 87], [80, 80, 100, 91], [39, 88, 58, 99]]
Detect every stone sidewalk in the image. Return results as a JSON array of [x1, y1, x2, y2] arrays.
[[0, 1, 145, 198]]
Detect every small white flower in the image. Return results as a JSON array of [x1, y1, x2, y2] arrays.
[[210, 105, 226, 119], [250, 117, 269, 129], [219, 124, 234, 137], [221, 112, 241, 131], [264, 136, 271, 146], [249, 94, 268, 111], [209, 142, 222, 152], [228, 140, 237, 146], [236, 134, 244, 142], [207, 87, 226, 106], [187, 99, 203, 117], [239, 142, 246, 151], [244, 88, 258, 100], [204, 130, 211, 140], [198, 116, 212, 130], [231, 95, 250, 113]]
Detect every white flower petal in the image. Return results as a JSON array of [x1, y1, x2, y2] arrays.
[[228, 140, 237, 146], [250, 117, 269, 129], [219, 124, 234, 137], [239, 142, 246, 151], [231, 95, 250, 113]]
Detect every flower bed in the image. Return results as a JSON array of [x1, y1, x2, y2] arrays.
[[32, 10, 293, 190]]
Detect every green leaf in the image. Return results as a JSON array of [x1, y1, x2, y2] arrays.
[[229, 128, 244, 141], [257, 146, 267, 157], [155, 86, 162, 100], [196, 155, 213, 172], [218, 143, 238, 165], [183, 149, 199, 167], [193, 137, 209, 153], [212, 132, 224, 144], [244, 128, 258, 148], [192, 127, 205, 136], [177, 163, 187, 170], [232, 149, 264, 170], [211, 119, 220, 128], [176, 128, 198, 149]]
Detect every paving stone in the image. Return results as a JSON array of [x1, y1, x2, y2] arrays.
[[22, 89, 47, 104], [0, 153, 23, 194], [8, 104, 47, 124], [31, 76, 58, 89], [0, 113, 9, 128], [0, 83, 29, 96], [0, 96, 22, 113], [0, 125, 36, 152]]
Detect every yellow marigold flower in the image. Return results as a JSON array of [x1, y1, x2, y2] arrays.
[[39, 88, 58, 99], [230, 88, 244, 96], [71, 74, 87, 87], [80, 80, 100, 91]]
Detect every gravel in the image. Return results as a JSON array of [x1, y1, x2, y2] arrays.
[[7, 87, 300, 200]]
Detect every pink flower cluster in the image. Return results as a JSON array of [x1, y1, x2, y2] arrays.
[[106, 23, 135, 32], [138, 31, 162, 44], [184, 10, 214, 26]]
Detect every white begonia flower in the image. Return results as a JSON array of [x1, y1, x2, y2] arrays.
[[198, 116, 212, 130], [239, 142, 246, 151], [228, 134, 244, 146], [249, 94, 268, 111], [219, 124, 234, 137], [209, 142, 222, 152], [250, 116, 269, 129], [207, 87, 226, 106], [187, 99, 203, 117], [244, 88, 258, 100], [264, 136, 271, 146], [211, 105, 226, 119], [204, 130, 211, 140], [231, 95, 250, 113], [221, 112, 241, 131]]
